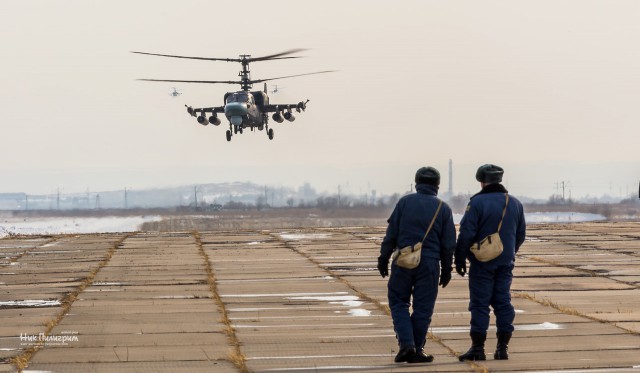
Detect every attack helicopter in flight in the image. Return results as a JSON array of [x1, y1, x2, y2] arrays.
[[168, 87, 182, 97], [132, 49, 332, 141], [270, 85, 284, 94]]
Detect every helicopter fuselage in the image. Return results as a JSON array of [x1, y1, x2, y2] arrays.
[[185, 85, 307, 141], [223, 91, 266, 128]]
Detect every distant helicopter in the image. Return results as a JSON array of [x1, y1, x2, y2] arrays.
[[168, 87, 182, 97], [132, 49, 332, 141], [270, 85, 284, 94]]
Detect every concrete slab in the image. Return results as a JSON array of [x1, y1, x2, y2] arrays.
[[2, 222, 640, 372], [23, 361, 237, 373]]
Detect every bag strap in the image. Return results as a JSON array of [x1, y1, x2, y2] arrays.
[[420, 200, 443, 245], [496, 194, 509, 232]]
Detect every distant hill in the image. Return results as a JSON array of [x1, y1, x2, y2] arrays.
[[0, 182, 318, 211]]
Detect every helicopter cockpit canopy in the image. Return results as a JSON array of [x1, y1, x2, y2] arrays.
[[226, 92, 251, 104]]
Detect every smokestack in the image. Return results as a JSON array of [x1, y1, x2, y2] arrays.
[[448, 159, 453, 197]]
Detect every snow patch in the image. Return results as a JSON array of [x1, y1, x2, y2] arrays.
[[454, 212, 606, 224], [525, 212, 605, 223], [0, 216, 162, 237], [279, 233, 331, 241], [348, 309, 372, 317], [0, 299, 61, 308]]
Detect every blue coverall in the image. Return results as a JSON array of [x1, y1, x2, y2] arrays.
[[380, 184, 457, 351], [455, 184, 526, 334]]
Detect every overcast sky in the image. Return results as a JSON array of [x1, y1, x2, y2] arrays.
[[1, 0, 639, 199]]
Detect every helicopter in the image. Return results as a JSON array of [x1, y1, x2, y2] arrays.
[[168, 87, 182, 97], [270, 85, 284, 94], [132, 49, 332, 141]]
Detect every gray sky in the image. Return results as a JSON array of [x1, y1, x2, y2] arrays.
[[1, 0, 639, 199]]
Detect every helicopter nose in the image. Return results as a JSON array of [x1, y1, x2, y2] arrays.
[[225, 102, 248, 117]]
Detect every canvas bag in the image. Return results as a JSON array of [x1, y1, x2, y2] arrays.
[[470, 194, 509, 262], [391, 200, 443, 269]]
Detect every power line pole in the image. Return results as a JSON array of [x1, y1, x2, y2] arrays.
[[194, 186, 198, 210], [124, 187, 128, 209], [264, 185, 268, 206]]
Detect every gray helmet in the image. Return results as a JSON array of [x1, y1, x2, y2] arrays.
[[476, 164, 504, 183], [415, 166, 440, 186]]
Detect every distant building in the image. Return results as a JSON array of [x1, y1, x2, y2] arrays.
[[0, 193, 26, 210]]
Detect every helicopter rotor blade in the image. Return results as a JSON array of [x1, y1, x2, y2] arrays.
[[131, 51, 240, 62], [138, 79, 241, 84], [249, 70, 335, 83], [132, 49, 308, 63], [247, 49, 308, 62]]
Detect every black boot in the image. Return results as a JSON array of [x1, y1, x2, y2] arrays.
[[458, 332, 486, 361], [494, 332, 512, 360], [394, 346, 416, 363], [407, 349, 434, 363]]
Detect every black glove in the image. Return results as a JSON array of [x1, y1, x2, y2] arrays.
[[377, 256, 389, 278], [439, 270, 452, 288], [455, 261, 467, 277]]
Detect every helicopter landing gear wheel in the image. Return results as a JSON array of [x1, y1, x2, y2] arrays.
[[268, 128, 274, 140], [226, 130, 231, 142]]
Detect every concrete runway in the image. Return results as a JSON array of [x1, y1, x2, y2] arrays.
[[1, 222, 639, 372]]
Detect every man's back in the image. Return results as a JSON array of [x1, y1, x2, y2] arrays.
[[456, 185, 526, 267], [381, 184, 456, 261]]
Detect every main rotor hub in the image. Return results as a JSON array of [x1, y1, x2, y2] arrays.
[[239, 55, 252, 91]]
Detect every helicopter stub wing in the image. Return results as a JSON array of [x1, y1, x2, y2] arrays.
[[264, 100, 309, 113], [186, 105, 225, 117]]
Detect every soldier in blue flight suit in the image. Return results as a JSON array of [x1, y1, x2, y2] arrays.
[[455, 164, 526, 361], [377, 167, 457, 364]]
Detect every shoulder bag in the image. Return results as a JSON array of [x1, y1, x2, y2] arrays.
[[392, 200, 443, 269], [470, 194, 509, 262]]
